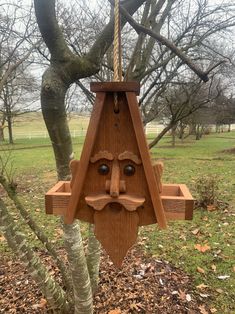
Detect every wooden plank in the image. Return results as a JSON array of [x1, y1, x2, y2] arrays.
[[90, 82, 140, 95], [126, 92, 167, 229], [64, 92, 106, 224], [45, 181, 66, 214], [94, 206, 139, 267]]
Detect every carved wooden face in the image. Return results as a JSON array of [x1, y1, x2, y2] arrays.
[[68, 89, 166, 267]]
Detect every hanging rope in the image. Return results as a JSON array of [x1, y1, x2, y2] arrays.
[[113, 0, 122, 113], [113, 0, 122, 82]]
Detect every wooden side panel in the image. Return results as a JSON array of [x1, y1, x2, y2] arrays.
[[126, 92, 167, 229], [65, 92, 106, 224], [45, 181, 67, 214]]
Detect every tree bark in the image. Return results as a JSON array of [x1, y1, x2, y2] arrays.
[[0, 174, 72, 291], [0, 125, 4, 142], [0, 199, 71, 313], [63, 222, 93, 314], [149, 123, 174, 148], [86, 224, 101, 294]]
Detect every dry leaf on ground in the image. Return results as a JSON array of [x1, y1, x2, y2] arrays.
[[194, 244, 211, 253], [197, 267, 205, 274]]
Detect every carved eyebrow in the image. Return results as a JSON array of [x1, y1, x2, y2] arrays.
[[90, 151, 114, 163], [118, 151, 142, 165]]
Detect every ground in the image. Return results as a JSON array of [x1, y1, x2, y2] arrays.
[[1, 246, 210, 314]]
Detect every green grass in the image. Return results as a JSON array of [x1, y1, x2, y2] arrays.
[[1, 130, 235, 313]]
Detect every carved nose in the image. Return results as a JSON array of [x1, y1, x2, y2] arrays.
[[109, 160, 120, 198]]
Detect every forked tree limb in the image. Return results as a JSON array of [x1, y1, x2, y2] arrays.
[[108, 0, 224, 82]]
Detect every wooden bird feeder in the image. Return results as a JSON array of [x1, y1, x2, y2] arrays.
[[45, 82, 194, 267]]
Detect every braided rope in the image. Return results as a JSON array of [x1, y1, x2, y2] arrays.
[[113, 0, 122, 82], [113, 0, 122, 112]]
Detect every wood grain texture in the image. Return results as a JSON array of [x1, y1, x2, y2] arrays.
[[45, 181, 70, 215], [64, 92, 106, 224], [90, 82, 140, 95], [70, 160, 79, 188], [90, 151, 114, 163], [126, 92, 167, 229], [85, 194, 145, 212], [94, 205, 139, 268], [118, 151, 142, 165], [153, 162, 164, 193], [110, 160, 120, 198]]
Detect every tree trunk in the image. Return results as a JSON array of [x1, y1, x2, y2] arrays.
[[0, 199, 71, 313], [41, 67, 94, 313], [86, 224, 101, 294], [0, 125, 4, 142], [41, 68, 73, 180], [0, 174, 72, 291], [149, 123, 173, 148], [63, 222, 93, 314], [7, 114, 13, 144], [171, 125, 177, 147]]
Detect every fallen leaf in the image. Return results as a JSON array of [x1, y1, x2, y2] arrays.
[[210, 308, 217, 313], [215, 288, 223, 294], [55, 228, 63, 237], [199, 304, 209, 314], [194, 244, 211, 253], [130, 303, 139, 311], [192, 228, 200, 235], [197, 267, 205, 274], [35, 208, 40, 212], [233, 266, 235, 272], [179, 234, 187, 241], [178, 289, 186, 301], [186, 294, 192, 302], [108, 310, 121, 314], [0, 235, 6, 242], [211, 264, 216, 272], [207, 205, 216, 212], [196, 283, 208, 290], [32, 298, 47, 309]]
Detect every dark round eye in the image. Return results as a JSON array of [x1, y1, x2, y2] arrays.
[[98, 164, 110, 175], [124, 164, 135, 176]]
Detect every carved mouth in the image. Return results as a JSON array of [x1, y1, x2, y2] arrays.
[[85, 194, 145, 212]]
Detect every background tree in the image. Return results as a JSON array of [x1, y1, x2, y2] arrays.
[[0, 0, 40, 142]]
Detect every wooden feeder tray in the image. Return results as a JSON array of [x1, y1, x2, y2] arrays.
[[45, 181, 194, 221]]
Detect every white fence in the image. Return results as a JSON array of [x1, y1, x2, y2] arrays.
[[13, 129, 87, 140], [11, 123, 235, 140]]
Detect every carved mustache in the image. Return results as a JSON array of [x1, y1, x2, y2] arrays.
[[85, 194, 145, 212]]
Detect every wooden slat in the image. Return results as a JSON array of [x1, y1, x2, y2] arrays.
[[64, 92, 106, 224], [126, 92, 167, 229], [90, 82, 140, 95], [94, 206, 139, 267], [45, 181, 66, 214]]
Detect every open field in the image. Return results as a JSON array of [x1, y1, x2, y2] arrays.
[[0, 128, 235, 313]]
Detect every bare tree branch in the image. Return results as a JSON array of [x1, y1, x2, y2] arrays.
[[108, 0, 210, 82]]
